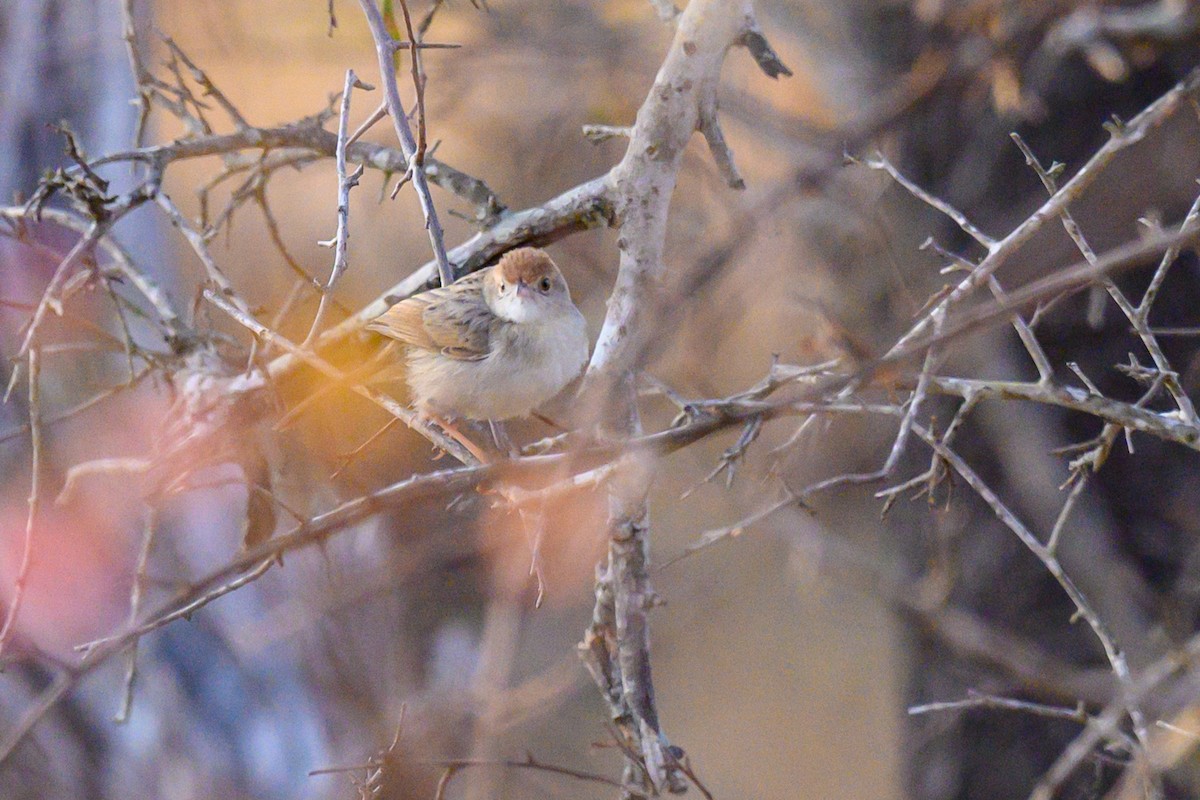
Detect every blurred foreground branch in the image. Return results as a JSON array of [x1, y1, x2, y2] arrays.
[[3, 3, 1200, 800]]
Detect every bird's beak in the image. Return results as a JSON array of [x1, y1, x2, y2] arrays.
[[515, 280, 533, 298]]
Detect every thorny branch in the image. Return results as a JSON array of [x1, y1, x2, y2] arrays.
[[4, 174, 1200, 791], [888, 66, 1200, 358], [357, 0, 453, 286], [578, 0, 792, 793], [913, 424, 1153, 755], [3, 3, 1200, 799], [1009, 131, 1198, 425], [303, 69, 370, 348]]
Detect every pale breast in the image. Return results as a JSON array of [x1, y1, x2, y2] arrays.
[[406, 309, 589, 420]]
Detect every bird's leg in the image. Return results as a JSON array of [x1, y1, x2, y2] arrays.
[[421, 411, 493, 464]]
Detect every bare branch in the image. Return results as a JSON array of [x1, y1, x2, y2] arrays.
[[890, 222, 1200, 371], [357, 0, 453, 285], [925, 376, 1200, 452], [865, 152, 996, 248], [1031, 631, 1200, 800], [393, 0, 428, 166], [0, 349, 42, 658], [1, 206, 190, 347], [114, 508, 157, 723], [162, 36, 250, 130], [909, 691, 1096, 728], [577, 1, 791, 791], [90, 124, 503, 223], [303, 70, 369, 347], [78, 559, 275, 658], [890, 66, 1200, 358], [913, 424, 1152, 754], [1138, 189, 1200, 319], [1010, 132, 1198, 424]]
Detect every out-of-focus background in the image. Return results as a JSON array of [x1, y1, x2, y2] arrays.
[[1, 1, 1200, 799]]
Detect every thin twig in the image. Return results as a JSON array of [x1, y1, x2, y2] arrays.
[[660, 491, 800, 570], [889, 67, 1200, 357], [0, 367, 154, 447], [913, 424, 1152, 754], [864, 152, 996, 249], [162, 36, 250, 130], [430, 755, 623, 791], [1030, 631, 1200, 800], [1010, 132, 1197, 424], [909, 691, 1092, 726], [331, 417, 402, 478], [0, 349, 43, 658], [78, 558, 274, 658], [115, 507, 157, 723], [393, 0, 428, 166], [303, 69, 369, 347], [1138, 188, 1200, 319], [156, 192, 255, 318], [357, 0, 454, 285]]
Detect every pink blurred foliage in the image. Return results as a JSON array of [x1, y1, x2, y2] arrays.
[[0, 216, 174, 658]]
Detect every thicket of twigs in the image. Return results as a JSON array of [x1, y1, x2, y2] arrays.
[[1, 1, 1200, 799]]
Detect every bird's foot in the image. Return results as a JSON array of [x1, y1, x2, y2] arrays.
[[421, 411, 493, 464]]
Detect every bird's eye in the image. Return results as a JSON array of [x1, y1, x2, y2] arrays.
[[539, 277, 552, 293], [499, 282, 507, 294]]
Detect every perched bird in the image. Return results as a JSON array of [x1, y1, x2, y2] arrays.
[[367, 247, 589, 434]]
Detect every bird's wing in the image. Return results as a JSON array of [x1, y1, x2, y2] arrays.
[[366, 271, 492, 361]]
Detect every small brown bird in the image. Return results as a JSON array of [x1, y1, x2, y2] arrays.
[[367, 247, 589, 431]]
